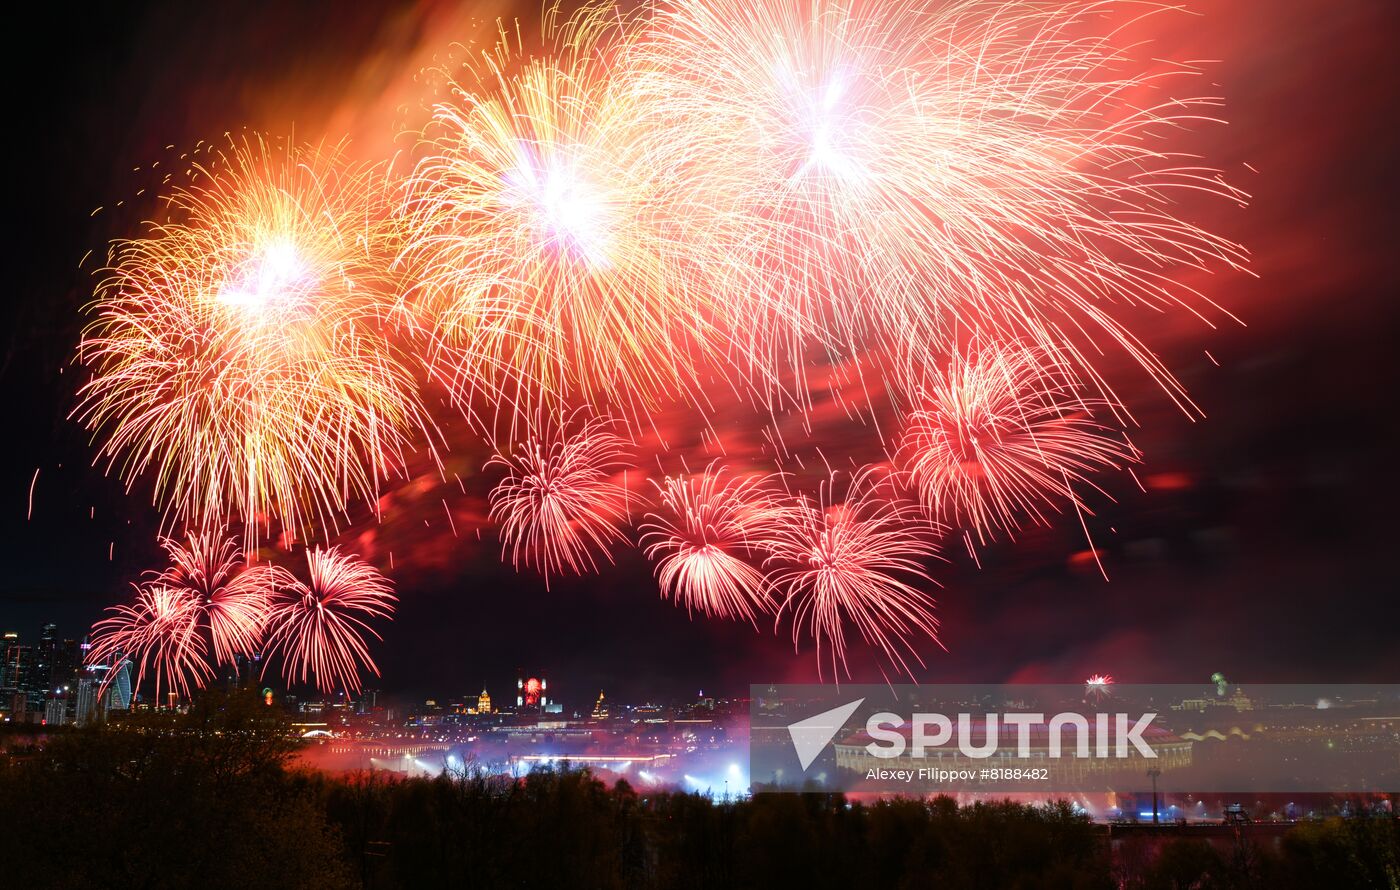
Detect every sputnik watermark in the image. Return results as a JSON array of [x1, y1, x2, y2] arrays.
[[785, 702, 1158, 770], [748, 684, 1400, 793], [863, 711, 1158, 759]]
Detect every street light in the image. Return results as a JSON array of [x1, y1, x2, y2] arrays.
[[1147, 768, 1162, 825]]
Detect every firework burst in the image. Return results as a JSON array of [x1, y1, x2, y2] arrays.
[[629, 0, 1248, 402], [262, 547, 396, 695], [1085, 673, 1115, 702], [73, 0, 1253, 683], [87, 584, 212, 703], [151, 533, 280, 666], [895, 342, 1137, 542], [767, 466, 942, 678], [399, 5, 718, 412], [640, 463, 794, 625], [487, 413, 632, 585], [76, 135, 433, 545]]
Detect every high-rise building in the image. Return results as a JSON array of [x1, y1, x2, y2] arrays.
[[30, 623, 58, 705], [1, 632, 21, 690], [75, 678, 100, 727], [43, 695, 68, 726], [105, 659, 133, 711], [2, 635, 31, 713], [50, 638, 81, 693], [76, 652, 133, 723], [516, 669, 549, 710], [477, 687, 492, 714], [358, 688, 379, 715]]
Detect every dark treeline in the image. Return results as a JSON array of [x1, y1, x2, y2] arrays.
[[1, 691, 1395, 889]]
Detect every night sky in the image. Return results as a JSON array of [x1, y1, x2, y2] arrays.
[[4, 0, 1397, 706]]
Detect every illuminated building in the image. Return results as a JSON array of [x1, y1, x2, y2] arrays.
[[76, 654, 133, 723], [1, 633, 29, 710], [477, 687, 492, 715], [358, 689, 379, 715], [1225, 689, 1254, 711], [516, 669, 549, 711], [592, 691, 608, 720], [30, 623, 57, 706], [49, 637, 81, 696], [1174, 698, 1211, 713], [44, 694, 68, 726], [75, 678, 100, 726], [1, 626, 83, 717], [106, 658, 133, 710]]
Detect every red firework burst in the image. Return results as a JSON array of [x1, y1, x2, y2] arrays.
[[153, 533, 279, 666], [262, 547, 396, 695], [640, 463, 795, 625], [896, 343, 1138, 543], [1085, 673, 1115, 701], [767, 466, 942, 678], [87, 583, 213, 702], [487, 413, 632, 585]]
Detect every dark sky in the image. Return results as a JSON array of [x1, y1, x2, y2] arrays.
[[4, 0, 1398, 707]]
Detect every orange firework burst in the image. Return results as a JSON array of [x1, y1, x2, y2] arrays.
[[640, 463, 795, 625], [630, 0, 1249, 402], [895, 342, 1137, 542], [262, 547, 396, 695], [76, 135, 433, 545], [487, 412, 632, 585], [87, 583, 213, 703], [767, 466, 941, 678], [399, 5, 717, 412]]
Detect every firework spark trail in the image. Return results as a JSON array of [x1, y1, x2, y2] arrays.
[[640, 462, 796, 625], [895, 341, 1138, 543], [87, 584, 213, 702], [75, 135, 435, 547], [627, 0, 1249, 408], [262, 547, 396, 695], [767, 466, 942, 678], [27, 468, 39, 520], [487, 412, 633, 585], [152, 533, 281, 666]]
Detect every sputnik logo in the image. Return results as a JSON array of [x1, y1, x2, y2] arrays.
[[787, 698, 865, 770]]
